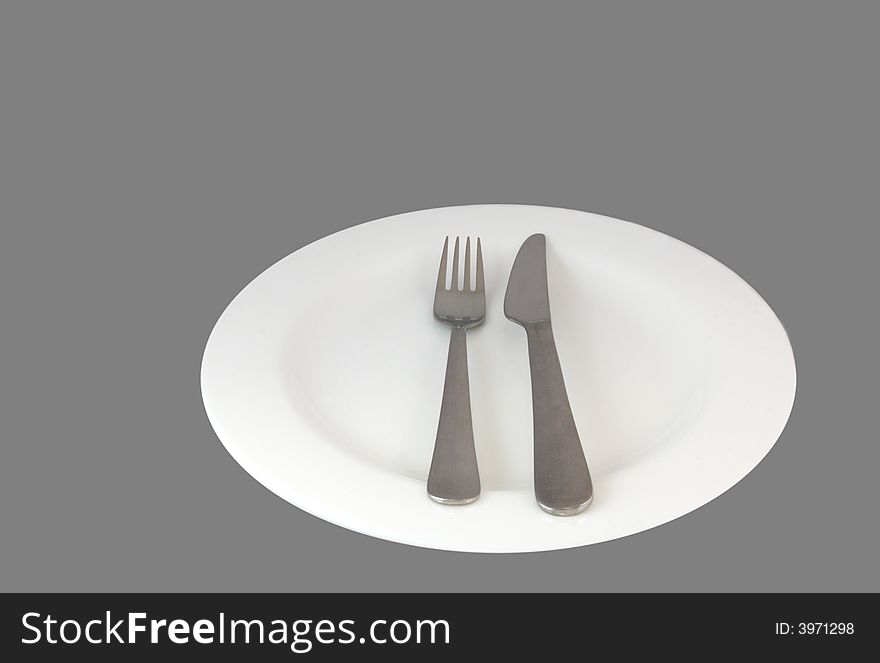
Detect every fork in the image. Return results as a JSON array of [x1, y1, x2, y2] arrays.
[[427, 236, 485, 504]]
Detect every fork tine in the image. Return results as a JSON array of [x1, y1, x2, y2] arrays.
[[451, 236, 460, 290], [436, 236, 449, 292], [475, 237, 484, 293], [463, 237, 472, 291]]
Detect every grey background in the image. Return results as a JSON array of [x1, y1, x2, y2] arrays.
[[1, 1, 877, 592]]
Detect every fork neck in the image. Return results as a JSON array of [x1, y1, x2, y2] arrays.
[[436, 316, 482, 330]]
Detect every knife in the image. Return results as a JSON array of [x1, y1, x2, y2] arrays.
[[504, 234, 593, 515]]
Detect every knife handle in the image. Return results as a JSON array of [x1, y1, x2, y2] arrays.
[[427, 326, 481, 504], [525, 322, 593, 515]]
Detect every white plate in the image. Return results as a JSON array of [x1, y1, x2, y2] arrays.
[[201, 205, 796, 553]]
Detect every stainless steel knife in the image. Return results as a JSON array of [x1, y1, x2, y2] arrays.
[[504, 233, 593, 515]]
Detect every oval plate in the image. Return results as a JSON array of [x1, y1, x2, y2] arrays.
[[201, 205, 796, 552]]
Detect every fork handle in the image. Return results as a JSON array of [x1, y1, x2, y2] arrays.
[[526, 321, 593, 515], [428, 326, 481, 504]]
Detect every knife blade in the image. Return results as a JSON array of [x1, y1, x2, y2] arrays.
[[504, 234, 593, 515], [503, 233, 551, 325]]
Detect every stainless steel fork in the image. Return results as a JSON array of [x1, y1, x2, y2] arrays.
[[427, 236, 485, 504]]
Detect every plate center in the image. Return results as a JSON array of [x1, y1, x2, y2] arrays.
[[284, 245, 706, 490]]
